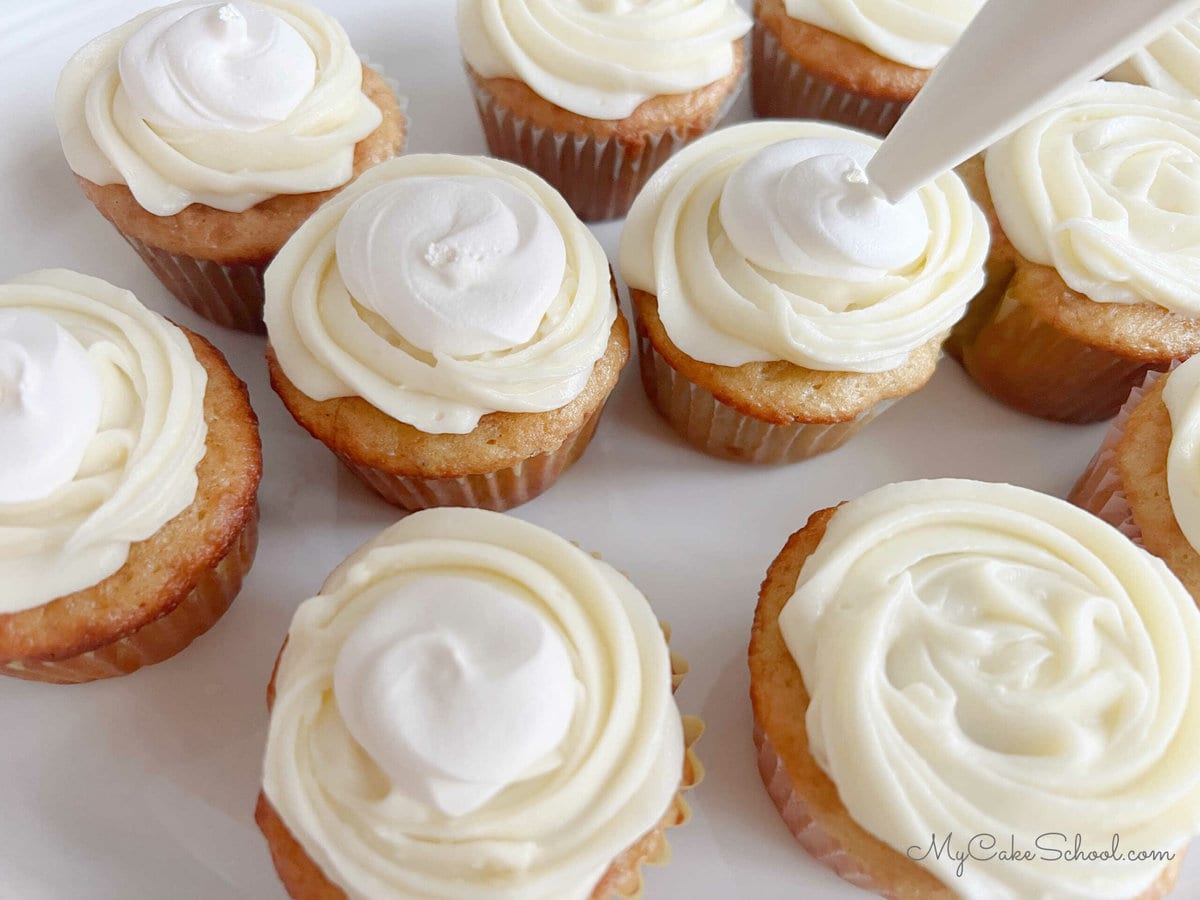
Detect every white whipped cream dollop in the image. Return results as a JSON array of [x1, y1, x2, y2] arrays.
[[118, 3, 316, 132], [263, 508, 684, 899], [457, 0, 751, 120], [335, 177, 567, 357], [781, 478, 1200, 899], [783, 0, 983, 69], [1162, 356, 1200, 556], [0, 310, 103, 505], [0, 271, 208, 614], [620, 121, 988, 372], [56, 0, 383, 215], [986, 81, 1200, 317], [1110, 14, 1200, 101], [266, 155, 616, 435], [719, 139, 928, 280], [332, 575, 577, 818]]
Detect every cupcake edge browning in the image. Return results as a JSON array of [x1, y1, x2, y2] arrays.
[[632, 288, 943, 426], [464, 40, 746, 145], [73, 66, 407, 265], [265, 311, 629, 479], [753, 0, 928, 101], [1116, 376, 1200, 598], [0, 327, 262, 666]]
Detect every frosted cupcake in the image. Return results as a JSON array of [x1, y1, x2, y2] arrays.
[[750, 479, 1200, 899], [257, 508, 701, 899], [55, 1, 406, 332], [1109, 13, 1200, 100], [752, 0, 983, 135], [0, 270, 261, 684], [1072, 356, 1200, 602], [265, 154, 626, 510], [619, 120, 988, 464], [949, 81, 1200, 423], [457, 0, 750, 221]]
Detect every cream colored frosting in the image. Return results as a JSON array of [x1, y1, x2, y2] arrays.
[[780, 478, 1200, 900], [456, 0, 751, 120], [331, 574, 578, 819], [1162, 357, 1200, 556], [985, 80, 1200, 317], [782, 0, 983, 69], [55, 0, 383, 216], [619, 121, 988, 372], [264, 154, 616, 435], [0, 270, 208, 614], [0, 310, 103, 505], [1110, 14, 1200, 100], [262, 508, 684, 899]]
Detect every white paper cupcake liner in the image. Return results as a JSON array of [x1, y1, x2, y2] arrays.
[[751, 21, 907, 136], [468, 69, 742, 222], [1, 505, 259, 685], [121, 232, 268, 333], [1069, 367, 1177, 544], [638, 331, 892, 464], [753, 720, 888, 895]]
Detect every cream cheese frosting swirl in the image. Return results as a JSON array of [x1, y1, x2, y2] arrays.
[[986, 81, 1200, 317], [1110, 14, 1200, 101], [262, 508, 684, 899], [265, 154, 616, 435], [781, 478, 1200, 899], [1162, 356, 1200, 556], [456, 0, 751, 120], [0, 310, 103, 506], [620, 121, 988, 372], [782, 0, 983, 69], [55, 1, 383, 216], [0, 270, 208, 614]]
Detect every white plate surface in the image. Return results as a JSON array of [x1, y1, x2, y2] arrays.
[[1, 1, 1195, 897]]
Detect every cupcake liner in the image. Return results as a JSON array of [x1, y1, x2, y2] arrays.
[[638, 332, 890, 464], [753, 720, 886, 896], [954, 293, 1168, 424], [751, 21, 907, 136], [1, 506, 259, 685], [594, 716, 704, 900], [1069, 368, 1175, 544], [597, 624, 704, 898], [335, 401, 609, 512], [119, 232, 268, 334], [467, 71, 741, 222]]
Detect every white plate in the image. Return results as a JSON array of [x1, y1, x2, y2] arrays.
[[2, 2, 1195, 898]]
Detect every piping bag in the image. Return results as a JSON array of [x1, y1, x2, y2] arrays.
[[865, 0, 1200, 202]]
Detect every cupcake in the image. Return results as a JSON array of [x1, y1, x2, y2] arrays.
[[618, 120, 988, 464], [0, 270, 261, 684], [948, 81, 1200, 423], [264, 154, 627, 511], [55, 1, 407, 333], [456, 0, 750, 221], [256, 507, 701, 899], [1109, 13, 1200, 100], [752, 0, 983, 135], [1071, 357, 1200, 601], [750, 478, 1200, 899]]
